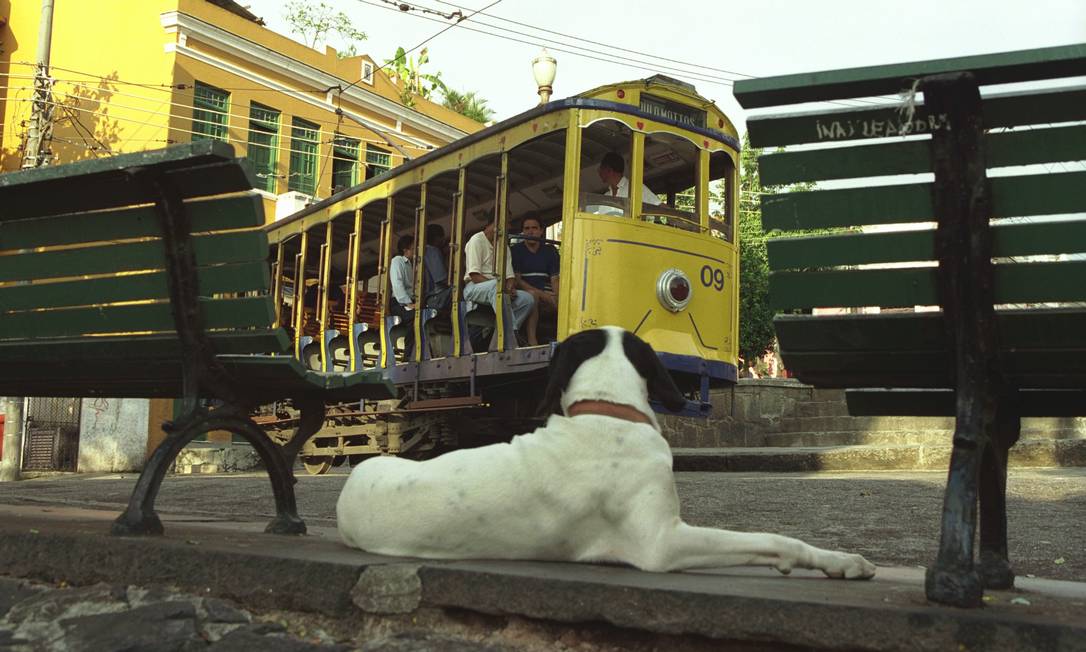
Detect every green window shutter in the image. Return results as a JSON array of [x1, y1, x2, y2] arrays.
[[331, 134, 360, 193], [288, 118, 320, 195], [365, 144, 391, 180], [246, 103, 280, 193], [192, 81, 229, 142]]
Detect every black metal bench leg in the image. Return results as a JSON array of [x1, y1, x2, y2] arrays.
[[113, 407, 215, 536], [923, 72, 998, 608], [978, 395, 1021, 590], [113, 403, 307, 536], [926, 419, 986, 607]]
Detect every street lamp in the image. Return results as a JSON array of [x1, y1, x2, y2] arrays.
[[532, 48, 557, 105]]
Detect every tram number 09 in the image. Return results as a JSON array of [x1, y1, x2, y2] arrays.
[[700, 265, 726, 291]]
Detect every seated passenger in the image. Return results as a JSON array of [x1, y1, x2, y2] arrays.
[[423, 223, 452, 312], [388, 235, 417, 358], [511, 214, 560, 346], [463, 215, 535, 345], [598, 151, 662, 205], [303, 281, 346, 313]]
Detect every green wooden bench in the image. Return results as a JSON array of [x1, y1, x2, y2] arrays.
[[0, 142, 394, 536], [734, 44, 1086, 607]]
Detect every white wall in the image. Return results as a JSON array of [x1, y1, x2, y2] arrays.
[[77, 398, 149, 472]]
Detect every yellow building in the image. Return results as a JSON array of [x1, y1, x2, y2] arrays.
[[1, 0, 481, 220]]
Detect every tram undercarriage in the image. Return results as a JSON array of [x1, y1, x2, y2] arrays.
[[257, 360, 552, 474]]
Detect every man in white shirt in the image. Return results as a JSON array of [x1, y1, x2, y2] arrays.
[[463, 217, 535, 343], [598, 151, 662, 206], [388, 234, 416, 357]]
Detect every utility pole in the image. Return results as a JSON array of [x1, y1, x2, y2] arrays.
[[0, 398, 24, 482], [22, 0, 56, 169]]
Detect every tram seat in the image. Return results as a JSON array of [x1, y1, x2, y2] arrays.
[[461, 302, 496, 353]]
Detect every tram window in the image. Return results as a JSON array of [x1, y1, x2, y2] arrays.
[[708, 150, 735, 243], [642, 133, 701, 232], [578, 120, 633, 217]]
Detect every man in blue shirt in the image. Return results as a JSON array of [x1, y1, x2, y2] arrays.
[[511, 214, 560, 346]]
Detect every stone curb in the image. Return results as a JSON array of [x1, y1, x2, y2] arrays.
[[0, 505, 1084, 652], [672, 438, 1086, 472]]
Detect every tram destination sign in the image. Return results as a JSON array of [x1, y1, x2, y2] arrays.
[[639, 93, 707, 129]]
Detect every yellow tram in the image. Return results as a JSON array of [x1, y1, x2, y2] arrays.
[[264, 75, 741, 472]]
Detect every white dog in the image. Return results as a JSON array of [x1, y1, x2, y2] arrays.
[[337, 326, 876, 579]]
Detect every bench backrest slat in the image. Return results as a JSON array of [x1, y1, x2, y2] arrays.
[[746, 86, 1086, 148], [0, 295, 276, 340], [0, 230, 267, 283], [759, 123, 1086, 186], [0, 143, 251, 219], [0, 331, 291, 362], [0, 262, 270, 312], [770, 261, 1086, 310], [734, 43, 1086, 108], [762, 171, 1086, 232], [2, 195, 264, 250], [767, 219, 1086, 271]]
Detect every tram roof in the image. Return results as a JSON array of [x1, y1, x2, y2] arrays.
[[267, 83, 740, 235]]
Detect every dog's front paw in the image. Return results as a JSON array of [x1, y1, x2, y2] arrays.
[[821, 552, 876, 580]]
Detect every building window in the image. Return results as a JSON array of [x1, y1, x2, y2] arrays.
[[247, 103, 280, 193], [288, 118, 320, 195], [365, 144, 391, 180], [331, 134, 360, 194], [192, 81, 229, 142], [361, 61, 375, 85]]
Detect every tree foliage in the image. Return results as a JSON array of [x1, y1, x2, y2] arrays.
[[442, 88, 495, 123], [283, 0, 367, 57], [737, 134, 775, 367], [385, 47, 447, 107]]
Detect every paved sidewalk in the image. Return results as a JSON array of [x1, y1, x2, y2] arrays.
[[2, 468, 1083, 581], [0, 469, 1084, 650]]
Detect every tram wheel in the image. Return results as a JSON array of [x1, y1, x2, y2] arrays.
[[302, 456, 333, 475]]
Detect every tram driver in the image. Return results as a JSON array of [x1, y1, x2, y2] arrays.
[[597, 151, 661, 205], [463, 215, 535, 345]]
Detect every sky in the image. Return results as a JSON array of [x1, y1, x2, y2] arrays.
[[238, 0, 1086, 134]]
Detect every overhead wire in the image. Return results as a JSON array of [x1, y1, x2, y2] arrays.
[[336, 0, 503, 97], [428, 0, 752, 79], [355, 0, 897, 108]]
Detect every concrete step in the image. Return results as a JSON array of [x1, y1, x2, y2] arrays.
[[765, 428, 1086, 448], [807, 387, 847, 403], [672, 438, 1086, 472], [792, 400, 852, 418], [778, 415, 957, 433]]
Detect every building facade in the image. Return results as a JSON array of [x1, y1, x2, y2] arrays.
[[1, 0, 480, 219]]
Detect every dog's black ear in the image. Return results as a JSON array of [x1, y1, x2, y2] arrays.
[[622, 332, 686, 412], [539, 329, 608, 416]]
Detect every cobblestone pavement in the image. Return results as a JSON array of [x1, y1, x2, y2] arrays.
[[1, 467, 1083, 582], [0, 577, 347, 651], [0, 577, 508, 651]]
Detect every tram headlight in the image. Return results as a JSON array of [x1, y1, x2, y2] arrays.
[[656, 268, 692, 312]]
